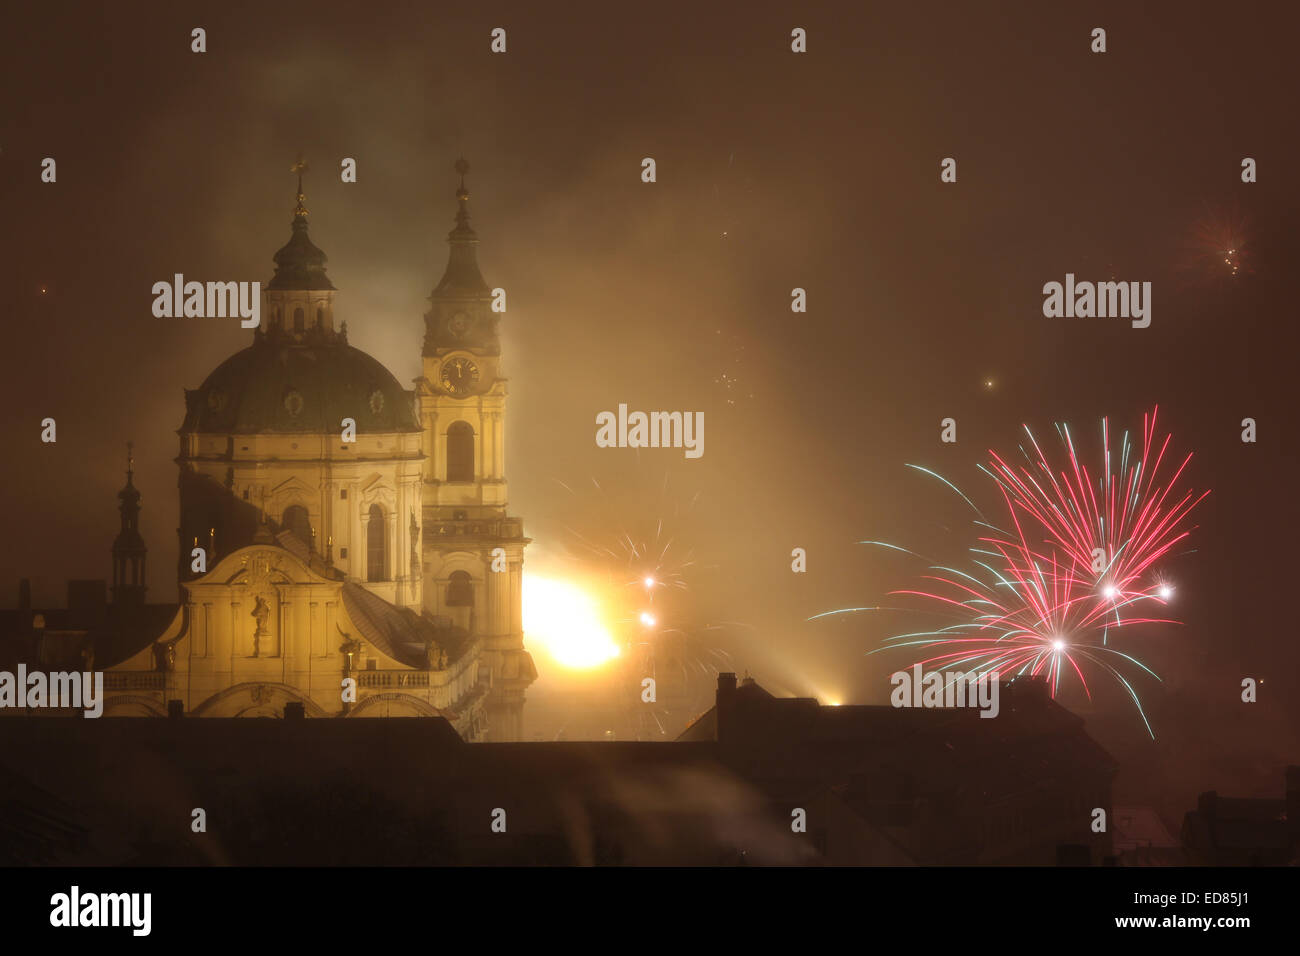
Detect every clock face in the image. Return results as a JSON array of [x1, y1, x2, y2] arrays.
[[440, 357, 479, 396]]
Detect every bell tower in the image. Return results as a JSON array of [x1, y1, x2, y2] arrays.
[[420, 157, 505, 489], [417, 159, 535, 741]]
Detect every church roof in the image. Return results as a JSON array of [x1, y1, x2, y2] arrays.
[[341, 582, 471, 669], [0, 602, 179, 671], [433, 239, 490, 298], [182, 338, 421, 435]]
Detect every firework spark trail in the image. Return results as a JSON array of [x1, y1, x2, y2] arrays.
[[874, 528, 1169, 737], [981, 406, 1208, 607], [549, 470, 741, 703], [818, 409, 1206, 738], [552, 472, 701, 593]]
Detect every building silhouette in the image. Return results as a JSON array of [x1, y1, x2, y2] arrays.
[[1181, 766, 1300, 865], [0, 673, 1124, 865]]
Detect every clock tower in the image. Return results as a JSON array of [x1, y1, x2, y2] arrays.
[[416, 160, 535, 741]]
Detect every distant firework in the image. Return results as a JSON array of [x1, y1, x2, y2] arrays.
[[551, 472, 699, 607], [548, 470, 742, 718], [1180, 205, 1253, 283], [815, 408, 1207, 737]]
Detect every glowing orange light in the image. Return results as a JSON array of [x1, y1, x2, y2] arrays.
[[522, 575, 619, 669]]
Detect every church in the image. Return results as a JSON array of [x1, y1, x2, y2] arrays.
[[8, 161, 536, 741]]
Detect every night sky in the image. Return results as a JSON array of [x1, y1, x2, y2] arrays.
[[2, 3, 1297, 791]]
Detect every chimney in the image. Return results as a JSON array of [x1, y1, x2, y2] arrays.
[[29, 612, 47, 663], [716, 672, 738, 744], [18, 579, 31, 611]]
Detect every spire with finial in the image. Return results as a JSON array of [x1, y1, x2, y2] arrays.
[[118, 441, 141, 521], [112, 440, 147, 605], [291, 155, 310, 218], [452, 156, 473, 238], [268, 154, 335, 293], [432, 157, 490, 298]]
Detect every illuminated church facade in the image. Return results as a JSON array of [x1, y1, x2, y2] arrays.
[[99, 162, 536, 740]]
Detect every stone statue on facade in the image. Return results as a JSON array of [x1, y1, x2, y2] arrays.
[[251, 595, 270, 655]]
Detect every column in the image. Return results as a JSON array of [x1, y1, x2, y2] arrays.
[[510, 555, 523, 635], [359, 510, 370, 581], [279, 599, 290, 659], [495, 410, 506, 478], [483, 550, 501, 637], [350, 481, 361, 577], [385, 510, 397, 581], [475, 413, 484, 482], [231, 601, 242, 661]]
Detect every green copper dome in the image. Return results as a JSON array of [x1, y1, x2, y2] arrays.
[[183, 339, 420, 435], [182, 164, 419, 437]]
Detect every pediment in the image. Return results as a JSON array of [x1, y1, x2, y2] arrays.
[[186, 544, 337, 592]]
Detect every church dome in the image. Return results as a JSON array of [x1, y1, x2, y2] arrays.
[[182, 164, 419, 437], [183, 339, 420, 435]]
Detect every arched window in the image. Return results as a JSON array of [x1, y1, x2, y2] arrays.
[[316, 307, 324, 328], [367, 504, 387, 581], [446, 570, 473, 607], [293, 308, 305, 333], [282, 505, 312, 550], [446, 421, 475, 482]]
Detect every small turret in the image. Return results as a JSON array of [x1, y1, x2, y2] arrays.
[[111, 442, 147, 606], [263, 156, 342, 345]]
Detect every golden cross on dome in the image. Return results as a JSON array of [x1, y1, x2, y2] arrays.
[[454, 157, 471, 201], [291, 155, 309, 216]]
